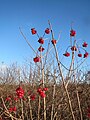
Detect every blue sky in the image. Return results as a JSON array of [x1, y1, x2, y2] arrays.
[[0, 0, 90, 69]]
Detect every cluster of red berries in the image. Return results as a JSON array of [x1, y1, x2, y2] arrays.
[[31, 28, 50, 44], [63, 29, 89, 58], [16, 86, 24, 99], [30, 94, 36, 100], [31, 28, 37, 35], [6, 96, 19, 103], [9, 106, 17, 112], [38, 46, 45, 52], [33, 56, 40, 63], [28, 91, 36, 101], [70, 29, 76, 37], [82, 42, 88, 47], [38, 37, 44, 44], [51, 39, 57, 45], [5, 96, 12, 101], [31, 28, 50, 35], [37, 87, 48, 98], [31, 27, 57, 63], [63, 52, 70, 57]]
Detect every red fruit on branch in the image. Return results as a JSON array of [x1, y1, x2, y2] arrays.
[[45, 28, 50, 34], [31, 28, 37, 35], [71, 46, 77, 51], [5, 96, 11, 101], [22, 97, 26, 101], [40, 91, 46, 98], [37, 88, 42, 94], [9, 107, 13, 112], [16, 87, 24, 99], [78, 53, 82, 57], [33, 56, 40, 63], [30, 94, 36, 101], [14, 97, 18, 102], [37, 88, 46, 98], [63, 52, 70, 57], [70, 29, 76, 36], [51, 39, 57, 45], [82, 42, 88, 47], [43, 87, 48, 91], [38, 38, 44, 44], [84, 52, 89, 58], [13, 106, 17, 112], [9, 106, 17, 112], [38, 46, 45, 52]]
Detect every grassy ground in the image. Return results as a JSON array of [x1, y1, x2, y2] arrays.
[[0, 83, 90, 120]]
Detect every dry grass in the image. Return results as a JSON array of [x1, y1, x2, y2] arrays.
[[0, 83, 90, 120]]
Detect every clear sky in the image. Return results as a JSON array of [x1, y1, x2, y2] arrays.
[[0, 0, 90, 69]]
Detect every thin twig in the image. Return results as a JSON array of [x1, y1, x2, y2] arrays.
[[38, 96, 41, 120], [28, 97, 33, 120], [19, 27, 38, 56], [48, 20, 76, 120]]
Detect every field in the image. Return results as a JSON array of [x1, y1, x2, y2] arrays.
[[0, 82, 90, 120], [0, 22, 90, 120]]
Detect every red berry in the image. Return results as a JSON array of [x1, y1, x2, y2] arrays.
[[38, 46, 45, 52], [33, 56, 40, 63], [51, 39, 57, 45], [82, 42, 88, 47], [43, 87, 48, 91], [5, 96, 11, 101], [45, 28, 50, 34], [38, 38, 44, 44], [16, 87, 24, 99], [84, 52, 89, 58], [28, 91, 31, 95], [70, 29, 76, 36], [40, 92, 46, 98], [37, 88, 42, 94], [30, 94, 36, 101], [37, 88, 46, 98], [71, 46, 77, 51], [78, 53, 82, 57], [63, 52, 70, 57], [9, 107, 13, 112], [13, 106, 17, 111], [31, 28, 37, 35], [22, 97, 26, 101], [14, 97, 18, 102]]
